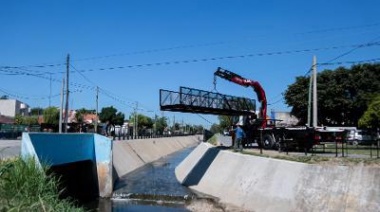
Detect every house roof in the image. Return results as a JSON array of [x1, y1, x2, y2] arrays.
[[0, 115, 14, 124], [82, 114, 98, 124]]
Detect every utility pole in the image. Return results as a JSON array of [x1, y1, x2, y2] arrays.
[[49, 73, 52, 107], [134, 102, 138, 139], [64, 54, 70, 132], [95, 86, 99, 133], [307, 60, 313, 127], [312, 55, 318, 127], [59, 78, 65, 133]]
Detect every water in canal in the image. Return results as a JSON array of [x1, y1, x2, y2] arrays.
[[92, 145, 223, 211]]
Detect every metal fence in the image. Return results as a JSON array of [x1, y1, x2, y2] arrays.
[[310, 140, 380, 158]]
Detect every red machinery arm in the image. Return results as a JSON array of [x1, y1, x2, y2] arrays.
[[214, 67, 267, 128]]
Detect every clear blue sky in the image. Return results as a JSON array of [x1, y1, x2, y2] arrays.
[[1, 1, 379, 127]]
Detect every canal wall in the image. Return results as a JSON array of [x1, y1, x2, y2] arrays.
[[21, 133, 113, 198], [176, 142, 380, 212], [113, 135, 201, 178]]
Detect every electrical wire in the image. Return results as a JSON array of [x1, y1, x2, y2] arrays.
[[303, 37, 380, 76], [65, 42, 380, 74], [0, 86, 60, 101]]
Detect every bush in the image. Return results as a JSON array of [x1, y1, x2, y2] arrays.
[[0, 157, 84, 212]]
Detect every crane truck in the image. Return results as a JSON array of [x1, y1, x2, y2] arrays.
[[214, 67, 323, 151], [159, 67, 345, 151]]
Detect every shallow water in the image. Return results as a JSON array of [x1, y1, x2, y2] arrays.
[[85, 145, 223, 211]]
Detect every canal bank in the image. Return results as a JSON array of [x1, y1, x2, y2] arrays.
[[112, 135, 202, 178], [111, 146, 224, 211], [176, 142, 380, 212]]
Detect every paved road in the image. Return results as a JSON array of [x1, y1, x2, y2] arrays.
[[217, 135, 233, 147], [0, 139, 21, 159]]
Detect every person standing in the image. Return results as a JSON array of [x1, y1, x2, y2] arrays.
[[234, 123, 246, 152]]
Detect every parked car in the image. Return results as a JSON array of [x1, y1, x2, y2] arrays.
[[346, 129, 358, 145], [355, 130, 376, 145]]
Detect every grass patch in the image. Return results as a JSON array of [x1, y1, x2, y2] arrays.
[[0, 157, 85, 212], [313, 143, 380, 156], [207, 134, 219, 146]]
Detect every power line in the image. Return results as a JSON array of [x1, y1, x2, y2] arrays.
[[323, 36, 380, 64], [53, 22, 380, 63], [0, 86, 60, 101], [66, 42, 380, 74], [2, 22, 379, 68], [302, 38, 380, 76], [4, 42, 379, 75], [318, 57, 380, 66]]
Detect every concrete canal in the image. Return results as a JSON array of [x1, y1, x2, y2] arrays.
[[20, 133, 379, 211], [94, 146, 223, 211]]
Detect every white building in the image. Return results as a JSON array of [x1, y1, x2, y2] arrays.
[[0, 99, 30, 118], [271, 110, 299, 127]]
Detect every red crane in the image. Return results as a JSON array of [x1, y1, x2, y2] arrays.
[[214, 67, 268, 128]]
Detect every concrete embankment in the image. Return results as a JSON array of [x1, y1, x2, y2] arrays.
[[113, 135, 201, 178], [176, 142, 380, 212]]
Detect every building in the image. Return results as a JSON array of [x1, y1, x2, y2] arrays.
[[271, 110, 299, 127], [0, 99, 30, 118]]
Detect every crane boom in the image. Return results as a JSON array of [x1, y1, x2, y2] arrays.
[[214, 67, 268, 128]]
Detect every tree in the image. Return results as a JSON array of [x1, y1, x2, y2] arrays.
[[129, 113, 154, 134], [23, 116, 39, 125], [210, 123, 222, 134], [0, 95, 8, 99], [14, 114, 23, 125], [155, 116, 168, 135], [43, 107, 60, 125], [14, 114, 38, 125], [284, 63, 380, 126], [75, 108, 95, 123], [99, 106, 125, 133], [218, 115, 234, 130], [30, 107, 44, 116], [193, 125, 204, 134], [359, 94, 380, 129]]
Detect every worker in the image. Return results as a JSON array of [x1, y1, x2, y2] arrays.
[[230, 125, 235, 148], [234, 123, 246, 152]]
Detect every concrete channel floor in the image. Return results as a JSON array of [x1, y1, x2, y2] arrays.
[[0, 139, 20, 159]]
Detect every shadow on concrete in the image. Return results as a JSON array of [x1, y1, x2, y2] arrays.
[[182, 147, 220, 186]]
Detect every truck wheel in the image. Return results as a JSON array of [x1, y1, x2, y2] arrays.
[[262, 134, 274, 149]]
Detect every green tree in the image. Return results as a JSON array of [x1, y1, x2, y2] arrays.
[[210, 123, 222, 134], [14, 114, 23, 125], [30, 107, 44, 116], [99, 106, 125, 126], [129, 113, 154, 134], [155, 116, 168, 135], [75, 108, 96, 124], [359, 95, 380, 129], [218, 115, 234, 130], [43, 107, 60, 125], [24, 116, 39, 125], [193, 125, 204, 134], [284, 63, 380, 126], [15, 115, 39, 125]]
